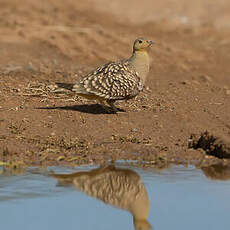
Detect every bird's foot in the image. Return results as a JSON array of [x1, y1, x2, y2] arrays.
[[108, 105, 126, 114], [102, 105, 125, 114], [100, 104, 116, 114], [106, 100, 125, 114], [114, 107, 126, 114]]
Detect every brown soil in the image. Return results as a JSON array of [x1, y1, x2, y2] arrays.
[[1, 0, 230, 168]]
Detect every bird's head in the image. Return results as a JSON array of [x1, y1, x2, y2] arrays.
[[133, 38, 153, 52], [133, 218, 152, 230]]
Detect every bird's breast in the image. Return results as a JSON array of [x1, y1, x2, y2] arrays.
[[129, 51, 150, 85]]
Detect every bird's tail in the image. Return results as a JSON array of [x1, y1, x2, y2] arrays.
[[56, 82, 87, 94], [49, 172, 82, 185], [56, 82, 75, 91]]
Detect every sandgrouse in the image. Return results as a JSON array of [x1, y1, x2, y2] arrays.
[[51, 165, 151, 230], [57, 38, 153, 113]]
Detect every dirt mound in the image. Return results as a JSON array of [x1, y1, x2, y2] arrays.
[[189, 131, 230, 159]]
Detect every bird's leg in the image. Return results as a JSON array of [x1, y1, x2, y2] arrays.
[[97, 99, 115, 113], [106, 99, 119, 113]]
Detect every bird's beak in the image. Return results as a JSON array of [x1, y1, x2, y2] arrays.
[[147, 40, 154, 46]]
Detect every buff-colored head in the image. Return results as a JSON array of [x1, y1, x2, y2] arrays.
[[133, 219, 152, 230], [133, 38, 153, 52]]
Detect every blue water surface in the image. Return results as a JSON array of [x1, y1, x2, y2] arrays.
[[0, 164, 230, 230]]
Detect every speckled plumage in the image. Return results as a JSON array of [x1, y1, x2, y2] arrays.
[[73, 60, 143, 100], [51, 165, 151, 230], [58, 38, 153, 113]]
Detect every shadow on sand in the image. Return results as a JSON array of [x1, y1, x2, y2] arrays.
[[35, 104, 124, 114]]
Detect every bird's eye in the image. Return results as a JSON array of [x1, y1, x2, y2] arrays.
[[138, 40, 143, 44]]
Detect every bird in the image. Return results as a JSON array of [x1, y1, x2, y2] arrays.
[[51, 165, 152, 230], [56, 38, 153, 113]]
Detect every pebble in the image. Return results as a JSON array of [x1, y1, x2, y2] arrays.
[[181, 80, 190, 85], [26, 62, 38, 72], [199, 75, 212, 82], [131, 128, 138, 132]]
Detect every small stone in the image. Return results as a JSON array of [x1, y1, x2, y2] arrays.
[[49, 84, 57, 91], [26, 62, 38, 72], [181, 80, 190, 85], [131, 128, 138, 132], [57, 156, 65, 161], [199, 75, 212, 82], [226, 89, 230, 95]]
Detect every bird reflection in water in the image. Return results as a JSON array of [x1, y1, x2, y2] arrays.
[[51, 165, 152, 230]]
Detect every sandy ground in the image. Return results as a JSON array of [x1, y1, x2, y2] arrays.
[[1, 0, 230, 168]]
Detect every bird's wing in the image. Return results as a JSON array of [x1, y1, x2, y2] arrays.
[[73, 61, 143, 100], [73, 169, 143, 211]]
